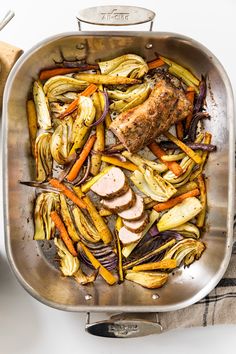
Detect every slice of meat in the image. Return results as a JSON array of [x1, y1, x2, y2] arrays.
[[110, 79, 193, 153], [91, 167, 128, 199], [100, 188, 136, 213], [118, 227, 142, 245], [118, 194, 144, 221], [123, 212, 149, 233]]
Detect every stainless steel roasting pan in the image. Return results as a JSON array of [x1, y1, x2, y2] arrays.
[[2, 6, 235, 337]]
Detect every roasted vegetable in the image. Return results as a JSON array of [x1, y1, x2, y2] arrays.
[[148, 142, 183, 176], [169, 223, 200, 239], [196, 175, 207, 228], [83, 195, 112, 244], [43, 75, 88, 102], [164, 132, 202, 164], [72, 207, 101, 243], [174, 181, 198, 197], [35, 133, 53, 182], [78, 242, 117, 285], [50, 117, 73, 164], [130, 167, 176, 202], [26, 100, 38, 156], [160, 56, 200, 90], [34, 192, 60, 240], [33, 80, 52, 130], [132, 259, 177, 271], [51, 211, 77, 256], [153, 188, 200, 212], [123, 151, 167, 174], [157, 197, 203, 232], [98, 54, 148, 79], [60, 195, 79, 242], [74, 268, 98, 285], [109, 83, 151, 112], [75, 73, 141, 85], [123, 239, 176, 270], [101, 155, 138, 171], [125, 271, 168, 289], [90, 92, 105, 175], [70, 96, 96, 154], [163, 238, 205, 266], [54, 237, 80, 276]]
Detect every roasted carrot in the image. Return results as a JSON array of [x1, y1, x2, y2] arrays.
[[49, 178, 87, 209], [26, 100, 38, 156], [185, 89, 195, 130], [50, 211, 77, 256], [83, 195, 113, 244], [133, 259, 177, 271], [153, 188, 200, 212], [66, 134, 96, 182], [39, 65, 98, 81], [147, 58, 165, 70], [148, 142, 183, 176], [78, 242, 117, 285], [190, 132, 212, 180], [90, 92, 105, 176], [175, 121, 184, 140], [196, 175, 207, 228], [164, 132, 202, 164], [58, 84, 98, 119], [101, 155, 138, 171]]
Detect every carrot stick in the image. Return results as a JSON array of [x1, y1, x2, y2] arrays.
[[153, 188, 200, 212], [66, 134, 96, 182], [133, 259, 177, 271], [49, 178, 87, 209], [26, 100, 38, 156], [175, 121, 184, 140], [185, 89, 195, 130], [164, 132, 202, 164], [83, 195, 113, 244], [148, 142, 183, 176], [39, 66, 98, 81], [101, 155, 138, 171], [147, 58, 165, 70], [50, 211, 77, 256], [58, 84, 98, 119], [78, 241, 117, 285], [196, 175, 207, 228], [90, 91, 105, 176]]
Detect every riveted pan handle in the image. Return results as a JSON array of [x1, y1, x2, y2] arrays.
[[77, 6, 156, 31], [85, 313, 162, 338]]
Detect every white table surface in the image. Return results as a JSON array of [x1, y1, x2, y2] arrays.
[[0, 0, 236, 353]]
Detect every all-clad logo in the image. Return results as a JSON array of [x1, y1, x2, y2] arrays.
[[100, 9, 129, 21], [108, 323, 139, 337]]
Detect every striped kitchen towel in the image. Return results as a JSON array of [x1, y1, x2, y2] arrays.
[[158, 224, 236, 330]]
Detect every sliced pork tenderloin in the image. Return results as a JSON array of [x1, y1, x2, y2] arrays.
[[123, 212, 149, 233], [100, 188, 136, 213], [118, 194, 144, 221], [91, 167, 128, 199], [118, 227, 142, 245]]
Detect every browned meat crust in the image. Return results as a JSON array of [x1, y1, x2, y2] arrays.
[[110, 79, 193, 153]]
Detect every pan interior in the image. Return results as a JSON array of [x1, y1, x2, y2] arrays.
[[4, 32, 234, 311]]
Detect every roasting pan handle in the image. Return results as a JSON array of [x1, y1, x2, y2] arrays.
[[85, 312, 162, 338], [77, 6, 156, 31]]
